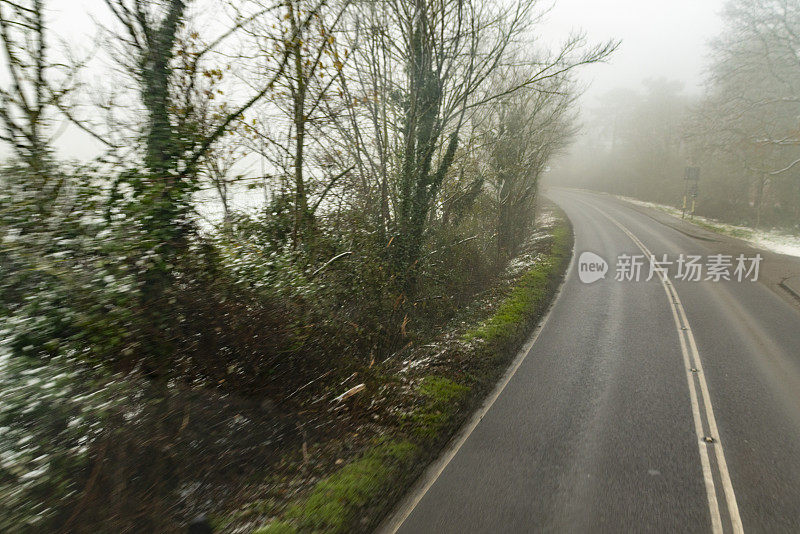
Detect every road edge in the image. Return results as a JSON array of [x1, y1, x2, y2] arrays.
[[590, 190, 800, 311], [250, 210, 574, 534], [375, 209, 575, 534]]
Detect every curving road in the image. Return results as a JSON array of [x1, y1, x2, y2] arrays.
[[382, 189, 800, 533]]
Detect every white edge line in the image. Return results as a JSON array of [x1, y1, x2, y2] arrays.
[[377, 224, 576, 534]]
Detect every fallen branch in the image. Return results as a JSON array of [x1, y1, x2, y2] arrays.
[[332, 383, 365, 403]]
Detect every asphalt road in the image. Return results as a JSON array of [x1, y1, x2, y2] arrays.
[[382, 189, 800, 533]]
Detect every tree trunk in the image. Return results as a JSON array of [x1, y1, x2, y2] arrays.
[[289, 0, 308, 249]]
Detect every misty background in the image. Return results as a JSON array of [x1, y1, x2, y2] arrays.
[[39, 0, 725, 159], [29, 0, 743, 226], [548, 1, 800, 234], [46, 0, 793, 233], [3, 0, 800, 531]]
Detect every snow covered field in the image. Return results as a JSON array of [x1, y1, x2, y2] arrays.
[[616, 195, 800, 259]]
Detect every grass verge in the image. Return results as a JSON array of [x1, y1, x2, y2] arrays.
[[466, 223, 570, 346], [251, 213, 573, 534], [690, 218, 754, 239]]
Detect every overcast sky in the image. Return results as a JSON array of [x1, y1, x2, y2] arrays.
[[543, 0, 726, 102], [35, 0, 727, 159]]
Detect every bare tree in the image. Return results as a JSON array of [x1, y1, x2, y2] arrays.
[[238, 0, 352, 248], [485, 76, 577, 259], [96, 0, 332, 246], [0, 0, 65, 179], [688, 0, 800, 227], [339, 0, 616, 289]]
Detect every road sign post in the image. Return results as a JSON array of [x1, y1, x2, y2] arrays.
[[682, 167, 700, 219]]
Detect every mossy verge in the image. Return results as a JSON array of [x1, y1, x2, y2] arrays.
[[254, 440, 416, 534], [253, 215, 573, 534], [466, 223, 571, 346], [408, 376, 469, 440]]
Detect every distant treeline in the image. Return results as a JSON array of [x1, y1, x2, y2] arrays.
[[553, 0, 800, 232]]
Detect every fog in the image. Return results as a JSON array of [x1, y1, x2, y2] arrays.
[[34, 0, 726, 159], [545, 0, 724, 100], [4, 1, 800, 530], [4, 0, 797, 229], [547, 0, 800, 234]]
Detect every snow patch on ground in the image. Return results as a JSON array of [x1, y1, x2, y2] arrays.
[[750, 233, 800, 258], [616, 195, 800, 259]]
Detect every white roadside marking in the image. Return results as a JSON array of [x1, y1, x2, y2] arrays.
[[377, 234, 576, 534], [579, 199, 743, 534]]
